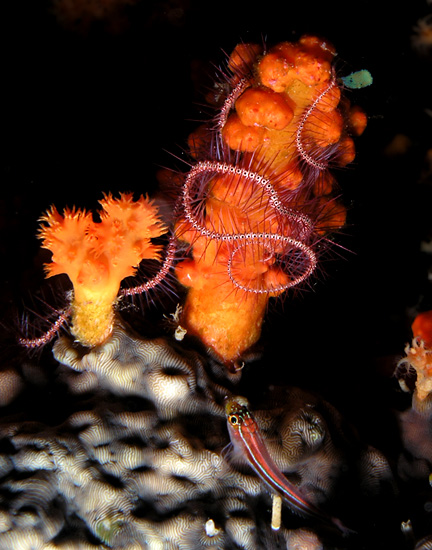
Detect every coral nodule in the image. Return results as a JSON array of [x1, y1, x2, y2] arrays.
[[174, 35, 368, 367], [38, 192, 167, 347]]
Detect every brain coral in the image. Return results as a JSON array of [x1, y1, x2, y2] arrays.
[[0, 324, 394, 549]]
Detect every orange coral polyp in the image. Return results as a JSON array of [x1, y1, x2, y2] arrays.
[[221, 113, 268, 152], [236, 88, 294, 130], [257, 52, 293, 93], [335, 136, 356, 167], [258, 39, 333, 93], [298, 35, 336, 61], [39, 193, 166, 346], [180, 282, 268, 364], [294, 54, 331, 87], [39, 208, 93, 280], [303, 109, 344, 148], [347, 106, 368, 137], [412, 310, 432, 348], [207, 173, 278, 231], [311, 83, 341, 113], [230, 247, 291, 295]]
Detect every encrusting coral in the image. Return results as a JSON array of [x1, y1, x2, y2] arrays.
[[173, 35, 368, 366], [36, 192, 167, 347]]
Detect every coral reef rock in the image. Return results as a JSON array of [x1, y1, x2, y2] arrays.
[[0, 324, 394, 549]]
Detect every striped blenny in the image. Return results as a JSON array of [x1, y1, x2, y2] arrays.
[[225, 395, 352, 535]]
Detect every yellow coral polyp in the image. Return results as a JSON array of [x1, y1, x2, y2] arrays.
[[39, 193, 166, 347]]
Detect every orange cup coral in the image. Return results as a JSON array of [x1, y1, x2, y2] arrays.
[[39, 193, 167, 347], [174, 35, 368, 367]]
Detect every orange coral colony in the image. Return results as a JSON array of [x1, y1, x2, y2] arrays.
[[401, 310, 432, 401], [174, 35, 368, 367], [39, 193, 166, 346]]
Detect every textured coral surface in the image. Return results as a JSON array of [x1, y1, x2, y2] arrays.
[[0, 325, 395, 549]]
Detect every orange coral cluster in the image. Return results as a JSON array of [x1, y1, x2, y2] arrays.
[[174, 36, 368, 367], [39, 193, 166, 346]]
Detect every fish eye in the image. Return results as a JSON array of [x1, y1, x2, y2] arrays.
[[228, 414, 239, 425]]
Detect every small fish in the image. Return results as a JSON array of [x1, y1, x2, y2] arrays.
[[225, 395, 353, 535], [341, 70, 373, 89]]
